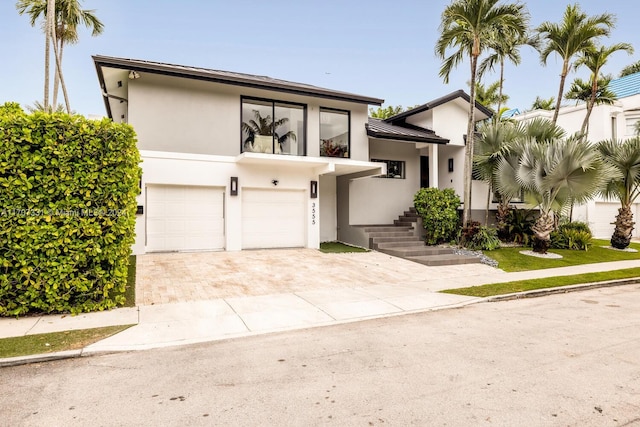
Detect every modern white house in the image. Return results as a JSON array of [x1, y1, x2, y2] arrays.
[[513, 72, 640, 239], [93, 55, 491, 254]]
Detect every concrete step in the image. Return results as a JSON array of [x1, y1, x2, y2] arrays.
[[369, 237, 422, 247], [407, 254, 482, 266], [362, 226, 412, 233], [367, 231, 415, 238], [403, 210, 419, 217], [378, 246, 454, 257], [375, 241, 425, 249], [393, 220, 415, 227]]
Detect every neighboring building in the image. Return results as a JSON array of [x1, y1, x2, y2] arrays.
[[93, 55, 490, 254], [514, 72, 640, 238]]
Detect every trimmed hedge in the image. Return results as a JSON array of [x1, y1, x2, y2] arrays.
[[414, 187, 461, 245], [0, 103, 141, 316]]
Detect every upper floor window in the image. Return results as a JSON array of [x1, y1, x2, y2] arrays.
[[320, 108, 350, 158], [241, 97, 306, 156]]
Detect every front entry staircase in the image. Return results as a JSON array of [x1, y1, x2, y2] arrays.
[[364, 208, 481, 266]]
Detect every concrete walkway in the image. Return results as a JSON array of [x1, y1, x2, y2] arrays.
[[1, 255, 639, 365]]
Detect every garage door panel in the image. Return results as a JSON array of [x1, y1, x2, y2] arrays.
[[242, 189, 305, 249], [146, 185, 225, 252]]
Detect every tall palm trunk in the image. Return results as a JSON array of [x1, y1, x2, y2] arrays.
[[552, 60, 570, 124], [53, 38, 65, 108], [485, 184, 492, 225], [532, 210, 555, 254], [50, 27, 71, 114], [43, 0, 55, 111], [611, 203, 634, 249], [496, 57, 505, 122], [463, 51, 479, 226], [580, 77, 598, 137]]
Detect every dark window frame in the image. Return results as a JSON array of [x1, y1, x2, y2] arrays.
[[240, 96, 307, 155], [372, 158, 406, 179], [319, 106, 351, 159]]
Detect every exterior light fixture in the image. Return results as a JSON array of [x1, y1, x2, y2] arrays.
[[128, 70, 140, 80], [310, 180, 318, 198], [230, 177, 238, 196]]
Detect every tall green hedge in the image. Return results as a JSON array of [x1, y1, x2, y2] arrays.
[[0, 103, 141, 316], [414, 187, 461, 245]]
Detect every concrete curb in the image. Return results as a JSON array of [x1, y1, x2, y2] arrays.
[[0, 350, 82, 368], [483, 278, 640, 302]]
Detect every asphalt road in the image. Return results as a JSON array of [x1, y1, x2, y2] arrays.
[[2, 285, 640, 426]]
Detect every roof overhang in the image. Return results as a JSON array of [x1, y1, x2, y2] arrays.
[[236, 153, 384, 177], [93, 55, 384, 119]]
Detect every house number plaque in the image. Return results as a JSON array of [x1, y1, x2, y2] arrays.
[[311, 202, 316, 225]]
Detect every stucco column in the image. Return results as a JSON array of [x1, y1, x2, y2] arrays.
[[430, 144, 439, 188]]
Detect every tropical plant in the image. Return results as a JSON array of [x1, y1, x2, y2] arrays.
[[16, 0, 104, 111], [537, 4, 615, 124], [531, 96, 555, 111], [474, 81, 508, 114], [413, 187, 461, 245], [436, 0, 528, 227], [596, 137, 640, 249], [565, 75, 617, 135], [479, 28, 538, 118], [496, 120, 609, 253], [474, 120, 522, 227], [369, 105, 404, 119], [242, 110, 296, 151], [460, 221, 501, 250], [503, 207, 535, 244], [26, 100, 74, 114], [620, 60, 640, 77], [550, 222, 593, 251], [572, 43, 633, 137]]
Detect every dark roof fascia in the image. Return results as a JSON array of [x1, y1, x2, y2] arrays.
[[92, 55, 384, 106], [365, 125, 449, 145], [93, 59, 113, 119], [384, 89, 493, 123]]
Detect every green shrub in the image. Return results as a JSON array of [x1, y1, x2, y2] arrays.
[[413, 188, 460, 245], [550, 222, 593, 251], [504, 208, 535, 245], [0, 104, 141, 316], [463, 224, 501, 251]]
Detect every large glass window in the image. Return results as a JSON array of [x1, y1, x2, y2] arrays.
[[320, 108, 350, 158], [241, 97, 305, 155]]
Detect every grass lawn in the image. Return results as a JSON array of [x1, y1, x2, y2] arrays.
[[0, 325, 133, 359], [443, 267, 640, 297], [320, 241, 369, 253], [485, 239, 640, 272]]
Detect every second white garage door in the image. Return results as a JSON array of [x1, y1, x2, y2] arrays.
[[146, 185, 225, 252], [242, 189, 306, 249]]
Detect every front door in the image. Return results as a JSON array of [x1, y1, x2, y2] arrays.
[[420, 156, 429, 188]]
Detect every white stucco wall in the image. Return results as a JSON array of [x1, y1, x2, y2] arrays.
[[319, 175, 337, 242], [348, 139, 420, 225]]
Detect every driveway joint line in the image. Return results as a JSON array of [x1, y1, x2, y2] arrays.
[[292, 293, 337, 321], [222, 298, 251, 332]]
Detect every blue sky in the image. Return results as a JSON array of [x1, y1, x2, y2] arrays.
[[1, 1, 639, 116]]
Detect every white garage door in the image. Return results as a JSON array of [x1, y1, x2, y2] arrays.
[[146, 185, 225, 252], [242, 189, 306, 249], [592, 202, 640, 239]]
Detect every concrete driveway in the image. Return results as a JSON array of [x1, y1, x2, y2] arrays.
[[136, 249, 503, 305]]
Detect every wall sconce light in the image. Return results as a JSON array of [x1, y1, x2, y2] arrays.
[[230, 176, 238, 196], [310, 180, 318, 199], [448, 158, 454, 173], [128, 70, 141, 80], [271, 179, 279, 186]]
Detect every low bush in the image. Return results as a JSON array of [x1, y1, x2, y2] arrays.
[[503, 208, 535, 245], [550, 222, 593, 251], [460, 221, 500, 250], [0, 104, 141, 316], [414, 188, 460, 245]]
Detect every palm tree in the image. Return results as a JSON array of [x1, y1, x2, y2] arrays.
[[531, 96, 555, 111], [565, 75, 617, 135], [369, 105, 404, 119], [597, 138, 640, 249], [436, 0, 528, 226], [572, 43, 633, 137], [474, 80, 508, 114], [474, 121, 522, 229], [620, 60, 640, 77], [16, 0, 104, 109], [479, 28, 538, 118], [496, 120, 608, 253], [242, 110, 296, 152], [537, 4, 615, 124]]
